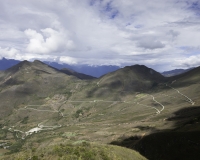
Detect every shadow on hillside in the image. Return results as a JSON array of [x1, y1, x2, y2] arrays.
[[110, 106, 200, 160]]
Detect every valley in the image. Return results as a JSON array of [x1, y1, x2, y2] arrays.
[[0, 61, 200, 159]]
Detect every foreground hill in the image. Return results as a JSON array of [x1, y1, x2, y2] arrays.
[[2, 142, 147, 160], [0, 61, 200, 159]]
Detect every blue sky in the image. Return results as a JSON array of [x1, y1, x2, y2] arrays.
[[0, 0, 200, 71]]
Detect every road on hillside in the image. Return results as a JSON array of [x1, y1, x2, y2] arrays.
[[166, 83, 195, 105]]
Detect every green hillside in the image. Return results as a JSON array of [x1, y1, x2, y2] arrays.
[[2, 142, 147, 160], [0, 60, 200, 159]]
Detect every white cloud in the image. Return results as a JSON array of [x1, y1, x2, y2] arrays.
[[59, 56, 77, 65], [24, 28, 75, 54], [174, 54, 200, 69], [0, 0, 200, 71], [0, 47, 19, 59]]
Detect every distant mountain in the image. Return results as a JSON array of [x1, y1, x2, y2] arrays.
[[167, 66, 200, 87], [44, 61, 120, 77], [0, 58, 20, 70], [60, 68, 96, 80], [162, 68, 194, 77], [0, 58, 120, 77]]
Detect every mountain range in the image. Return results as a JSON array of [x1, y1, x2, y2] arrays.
[[0, 60, 200, 160], [162, 68, 194, 77], [0, 58, 20, 70], [1, 57, 192, 78], [0, 58, 120, 78]]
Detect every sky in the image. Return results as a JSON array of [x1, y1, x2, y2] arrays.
[[0, 0, 200, 71]]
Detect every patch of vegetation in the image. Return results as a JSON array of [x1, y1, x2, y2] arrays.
[[73, 140, 87, 145], [8, 140, 25, 153], [21, 116, 29, 124], [3, 142, 147, 160], [53, 142, 110, 159], [74, 109, 84, 118], [62, 132, 76, 138], [0, 129, 7, 139]]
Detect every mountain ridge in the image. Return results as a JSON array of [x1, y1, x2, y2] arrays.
[[0, 58, 120, 77], [2, 60, 96, 80], [0, 60, 200, 159], [95, 64, 167, 94], [1, 57, 195, 78], [162, 68, 194, 77], [0, 58, 20, 70], [60, 68, 96, 80]]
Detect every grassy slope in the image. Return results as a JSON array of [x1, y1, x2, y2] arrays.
[[111, 106, 200, 160], [2, 142, 147, 160], [1, 62, 200, 159], [0, 60, 77, 118]]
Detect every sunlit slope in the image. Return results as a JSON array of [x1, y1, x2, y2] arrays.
[[1, 61, 200, 160], [3, 142, 147, 160], [0, 60, 78, 118]]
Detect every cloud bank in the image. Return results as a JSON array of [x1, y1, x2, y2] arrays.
[[0, 0, 200, 71]]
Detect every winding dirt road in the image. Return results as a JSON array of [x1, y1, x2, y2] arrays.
[[166, 84, 195, 105]]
